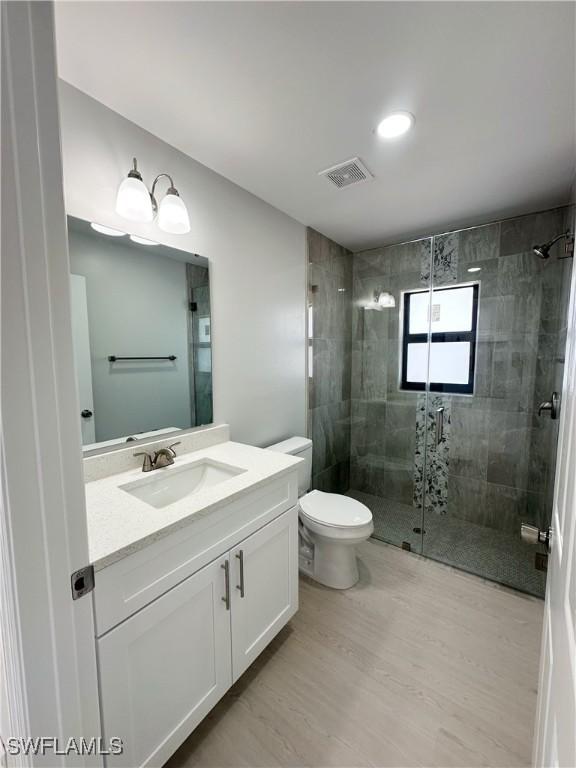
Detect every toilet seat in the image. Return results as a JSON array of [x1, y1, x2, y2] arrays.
[[299, 490, 373, 538]]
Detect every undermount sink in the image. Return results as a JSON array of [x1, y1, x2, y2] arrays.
[[120, 458, 246, 509]]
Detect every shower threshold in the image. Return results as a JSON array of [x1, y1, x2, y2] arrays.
[[346, 489, 546, 598]]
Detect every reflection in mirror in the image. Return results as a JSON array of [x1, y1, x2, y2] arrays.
[[67, 216, 213, 451]]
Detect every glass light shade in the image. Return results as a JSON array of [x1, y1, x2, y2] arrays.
[[158, 192, 190, 234], [130, 235, 159, 246], [377, 291, 396, 308], [90, 222, 126, 237], [116, 176, 154, 222]]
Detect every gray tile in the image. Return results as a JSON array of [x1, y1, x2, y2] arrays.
[[497, 251, 543, 296], [310, 400, 351, 475], [313, 460, 350, 494], [487, 411, 533, 489], [500, 209, 565, 257], [449, 406, 489, 480], [309, 262, 352, 341], [459, 223, 500, 264], [470, 340, 494, 398], [484, 483, 543, 533], [456, 258, 499, 298], [446, 475, 487, 523], [350, 455, 414, 505], [349, 399, 386, 459], [353, 248, 389, 280], [310, 338, 351, 408], [352, 339, 389, 401], [489, 335, 539, 412]]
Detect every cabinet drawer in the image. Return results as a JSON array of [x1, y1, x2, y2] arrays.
[[94, 474, 297, 635]]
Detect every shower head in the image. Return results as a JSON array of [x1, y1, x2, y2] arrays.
[[533, 230, 574, 260], [533, 243, 550, 259]]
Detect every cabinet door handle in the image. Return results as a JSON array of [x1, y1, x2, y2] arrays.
[[221, 560, 230, 610], [236, 550, 245, 598]]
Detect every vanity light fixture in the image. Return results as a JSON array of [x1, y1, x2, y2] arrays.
[[90, 222, 126, 237], [116, 158, 191, 234], [377, 111, 414, 139], [130, 235, 159, 246], [467, 266, 482, 273], [115, 159, 154, 222]]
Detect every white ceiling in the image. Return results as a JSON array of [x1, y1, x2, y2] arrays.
[[55, 1, 576, 251]]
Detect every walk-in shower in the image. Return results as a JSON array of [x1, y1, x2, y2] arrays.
[[308, 206, 575, 597]]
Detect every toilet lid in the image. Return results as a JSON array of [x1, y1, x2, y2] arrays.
[[300, 490, 372, 528]]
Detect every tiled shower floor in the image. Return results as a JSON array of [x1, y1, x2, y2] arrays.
[[346, 489, 547, 597]]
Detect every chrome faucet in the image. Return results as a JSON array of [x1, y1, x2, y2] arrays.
[[134, 442, 181, 472]]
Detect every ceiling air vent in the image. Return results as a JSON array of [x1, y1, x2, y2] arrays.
[[319, 157, 373, 189]]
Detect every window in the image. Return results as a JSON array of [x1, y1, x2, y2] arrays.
[[401, 283, 479, 394]]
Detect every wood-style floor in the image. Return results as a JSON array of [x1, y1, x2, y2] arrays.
[[166, 539, 544, 768]]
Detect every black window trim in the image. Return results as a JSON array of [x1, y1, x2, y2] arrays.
[[401, 283, 479, 395]]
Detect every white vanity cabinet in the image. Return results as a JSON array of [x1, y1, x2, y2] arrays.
[[96, 505, 298, 768], [97, 555, 232, 768], [230, 509, 298, 681]]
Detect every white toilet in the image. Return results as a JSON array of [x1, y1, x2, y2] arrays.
[[267, 437, 373, 589]]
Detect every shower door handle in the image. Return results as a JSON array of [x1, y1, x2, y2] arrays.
[[435, 407, 444, 445]]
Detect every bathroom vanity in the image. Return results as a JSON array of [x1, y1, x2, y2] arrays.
[[83, 425, 301, 767]]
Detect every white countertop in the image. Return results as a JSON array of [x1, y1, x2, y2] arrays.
[[85, 440, 301, 571]]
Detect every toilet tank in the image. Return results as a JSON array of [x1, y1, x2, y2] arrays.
[[267, 436, 312, 496]]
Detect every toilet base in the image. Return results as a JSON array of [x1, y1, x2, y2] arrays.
[[313, 538, 360, 589], [298, 533, 361, 589]]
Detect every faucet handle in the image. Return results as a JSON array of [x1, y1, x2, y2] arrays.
[[134, 451, 154, 472], [167, 441, 181, 457]]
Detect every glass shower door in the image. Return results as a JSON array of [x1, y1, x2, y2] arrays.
[[349, 236, 433, 555], [419, 213, 571, 597]]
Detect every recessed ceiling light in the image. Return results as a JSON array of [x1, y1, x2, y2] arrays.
[[130, 235, 159, 246], [467, 266, 482, 273], [377, 111, 414, 139], [90, 222, 126, 237]]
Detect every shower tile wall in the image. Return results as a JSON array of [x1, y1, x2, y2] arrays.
[[350, 238, 431, 529], [307, 228, 353, 492], [350, 206, 573, 541]]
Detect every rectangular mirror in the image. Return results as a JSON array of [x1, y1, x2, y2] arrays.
[[67, 216, 213, 452]]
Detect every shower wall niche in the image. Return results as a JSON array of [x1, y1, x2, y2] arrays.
[[307, 205, 574, 596]]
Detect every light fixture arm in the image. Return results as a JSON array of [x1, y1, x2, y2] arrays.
[[150, 173, 179, 214]]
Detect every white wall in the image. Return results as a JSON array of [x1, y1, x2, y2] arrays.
[[58, 81, 307, 447]]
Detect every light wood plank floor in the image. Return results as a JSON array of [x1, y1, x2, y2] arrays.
[[166, 539, 544, 768]]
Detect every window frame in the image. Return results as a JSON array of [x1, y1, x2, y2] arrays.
[[401, 283, 480, 395]]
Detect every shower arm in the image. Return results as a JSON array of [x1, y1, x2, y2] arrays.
[[555, 230, 575, 259]]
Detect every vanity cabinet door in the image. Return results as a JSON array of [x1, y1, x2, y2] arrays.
[[98, 555, 232, 768], [230, 507, 298, 681]]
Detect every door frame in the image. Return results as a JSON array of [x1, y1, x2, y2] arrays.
[[533, 200, 576, 767], [1, 2, 101, 764]]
